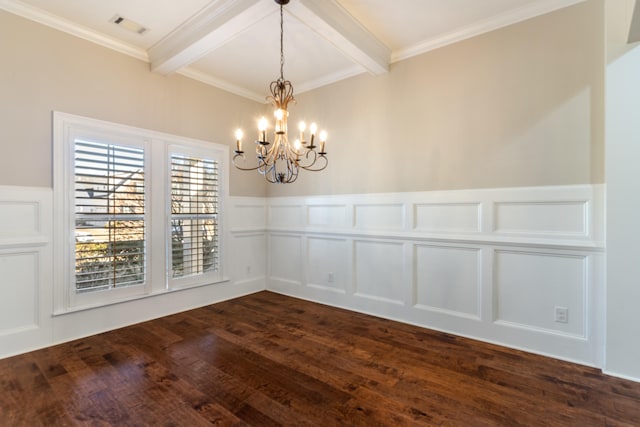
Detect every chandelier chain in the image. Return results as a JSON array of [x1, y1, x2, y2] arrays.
[[279, 3, 285, 81]]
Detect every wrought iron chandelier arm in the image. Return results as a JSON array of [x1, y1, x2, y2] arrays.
[[232, 153, 264, 171], [297, 150, 328, 172]]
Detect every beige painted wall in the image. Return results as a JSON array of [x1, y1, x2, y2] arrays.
[[270, 0, 605, 197], [0, 11, 266, 197], [0, 0, 605, 198]]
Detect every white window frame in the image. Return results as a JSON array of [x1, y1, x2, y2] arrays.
[[53, 112, 229, 313]]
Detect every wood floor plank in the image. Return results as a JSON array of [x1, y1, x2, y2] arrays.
[[1, 291, 640, 426]]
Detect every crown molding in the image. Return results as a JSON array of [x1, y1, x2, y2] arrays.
[[0, 0, 148, 61], [391, 0, 587, 63], [178, 66, 266, 103], [295, 65, 364, 95]]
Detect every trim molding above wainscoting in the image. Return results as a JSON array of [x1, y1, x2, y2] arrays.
[[267, 184, 604, 250], [263, 185, 606, 367]]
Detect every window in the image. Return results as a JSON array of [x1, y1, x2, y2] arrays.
[[170, 154, 218, 279], [75, 140, 146, 292], [53, 112, 228, 312]]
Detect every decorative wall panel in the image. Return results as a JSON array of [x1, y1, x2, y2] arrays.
[[307, 204, 349, 228], [230, 202, 266, 230], [270, 234, 303, 285], [414, 245, 481, 319], [307, 237, 349, 293], [230, 233, 267, 285], [494, 250, 586, 337], [269, 204, 304, 228], [354, 204, 405, 230], [0, 202, 39, 237], [414, 203, 481, 233], [354, 240, 405, 304], [0, 251, 38, 334], [494, 201, 587, 236]]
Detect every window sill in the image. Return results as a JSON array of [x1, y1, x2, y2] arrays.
[[53, 277, 230, 316]]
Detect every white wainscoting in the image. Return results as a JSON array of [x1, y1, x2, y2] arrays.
[[0, 191, 267, 359], [0, 187, 52, 357], [0, 185, 606, 368], [266, 185, 605, 367]]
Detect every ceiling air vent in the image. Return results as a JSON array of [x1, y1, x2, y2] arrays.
[[110, 15, 148, 35]]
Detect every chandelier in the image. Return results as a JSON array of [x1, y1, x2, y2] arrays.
[[233, 0, 328, 184]]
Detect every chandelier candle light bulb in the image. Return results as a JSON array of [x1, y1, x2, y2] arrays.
[[309, 122, 317, 147], [320, 130, 327, 153], [258, 117, 268, 142], [299, 121, 306, 143], [275, 109, 285, 134], [235, 129, 243, 152], [231, 0, 328, 184]]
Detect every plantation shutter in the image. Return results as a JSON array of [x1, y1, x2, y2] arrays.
[[74, 140, 146, 292], [170, 154, 219, 279]]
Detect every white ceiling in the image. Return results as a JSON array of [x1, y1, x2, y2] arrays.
[[1, 0, 586, 102]]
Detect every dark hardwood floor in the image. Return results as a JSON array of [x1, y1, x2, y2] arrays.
[[1, 291, 639, 426]]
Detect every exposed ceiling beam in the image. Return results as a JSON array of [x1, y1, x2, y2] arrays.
[[629, 0, 640, 43], [148, 0, 272, 75], [148, 0, 390, 83], [284, 0, 390, 76]]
